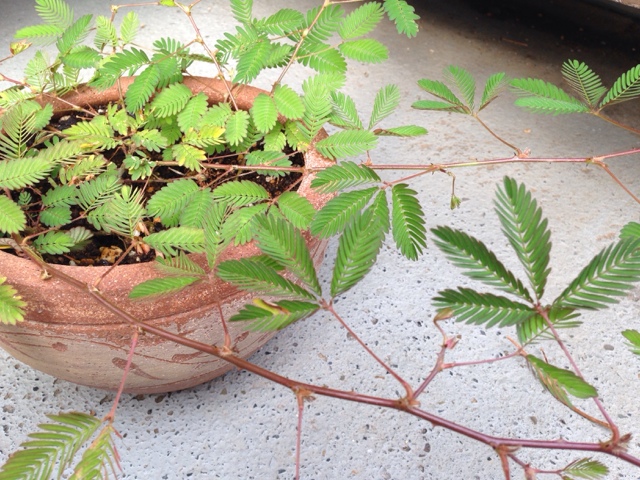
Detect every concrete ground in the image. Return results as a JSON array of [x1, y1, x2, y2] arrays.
[[1, 0, 640, 478]]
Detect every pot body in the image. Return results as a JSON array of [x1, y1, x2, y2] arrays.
[[0, 78, 332, 394]]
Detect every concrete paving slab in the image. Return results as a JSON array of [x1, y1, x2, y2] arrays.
[[1, 1, 639, 478]]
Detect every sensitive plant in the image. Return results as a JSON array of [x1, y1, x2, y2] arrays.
[[0, 0, 640, 478]]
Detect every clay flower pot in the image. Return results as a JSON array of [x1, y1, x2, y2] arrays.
[[0, 77, 333, 394]]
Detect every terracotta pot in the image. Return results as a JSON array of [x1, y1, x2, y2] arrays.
[[0, 77, 333, 394]]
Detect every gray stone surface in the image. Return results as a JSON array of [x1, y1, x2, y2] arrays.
[[1, 0, 639, 478]]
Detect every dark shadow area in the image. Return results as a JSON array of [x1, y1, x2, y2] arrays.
[[414, 0, 639, 63]]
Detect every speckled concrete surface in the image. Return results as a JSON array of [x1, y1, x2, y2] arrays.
[[1, 1, 640, 478]]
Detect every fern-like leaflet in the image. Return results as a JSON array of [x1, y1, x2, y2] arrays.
[[311, 161, 380, 194], [0, 277, 26, 325], [254, 215, 321, 296], [431, 225, 532, 301], [561, 59, 607, 109], [383, 0, 419, 38], [554, 236, 640, 310], [331, 209, 385, 297], [0, 412, 107, 480], [217, 257, 316, 300], [495, 177, 551, 300], [599, 63, 640, 107], [391, 183, 426, 260], [230, 299, 319, 331]]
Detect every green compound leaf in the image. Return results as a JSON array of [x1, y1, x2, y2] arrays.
[[144, 226, 205, 257], [561, 457, 609, 480], [203, 202, 230, 268], [129, 276, 201, 299], [33, 231, 76, 255], [230, 0, 253, 25], [179, 189, 215, 228], [495, 176, 551, 300], [56, 14, 92, 55], [331, 209, 385, 297], [432, 226, 532, 301], [620, 221, 640, 240], [76, 172, 120, 211], [151, 83, 193, 118], [276, 192, 315, 230], [0, 412, 104, 480], [600, 63, 640, 108], [88, 185, 145, 237], [338, 38, 388, 64], [622, 329, 640, 356], [250, 93, 278, 133], [310, 161, 380, 194], [62, 46, 101, 69], [0, 157, 56, 190], [561, 59, 607, 108], [125, 64, 161, 113], [40, 205, 72, 227], [272, 84, 305, 120], [35, 0, 74, 28], [120, 11, 140, 45], [221, 203, 268, 245], [373, 125, 427, 137], [413, 78, 468, 113], [230, 299, 319, 331], [369, 84, 401, 129], [298, 78, 333, 141], [329, 91, 363, 129], [171, 144, 206, 171], [256, 9, 304, 36], [0, 196, 26, 234], [554, 236, 640, 310], [510, 78, 589, 114], [383, 0, 419, 38], [255, 216, 321, 295], [516, 306, 581, 346], [177, 93, 208, 133], [310, 187, 378, 238], [444, 65, 476, 110], [147, 178, 200, 224], [234, 40, 270, 83], [298, 42, 347, 75], [369, 189, 390, 233], [154, 251, 206, 276], [433, 287, 535, 328], [225, 110, 251, 146], [0, 277, 26, 325], [479, 72, 507, 111], [217, 258, 315, 300], [212, 180, 269, 208], [338, 1, 384, 39], [94, 15, 117, 49], [527, 355, 598, 399], [68, 423, 119, 480], [14, 24, 64, 46], [315, 129, 378, 159], [391, 183, 426, 260], [303, 4, 343, 43]]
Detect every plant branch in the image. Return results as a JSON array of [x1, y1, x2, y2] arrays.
[[105, 329, 139, 422], [473, 113, 521, 154], [16, 249, 640, 470], [594, 112, 640, 136], [324, 300, 415, 399], [536, 306, 620, 441]]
